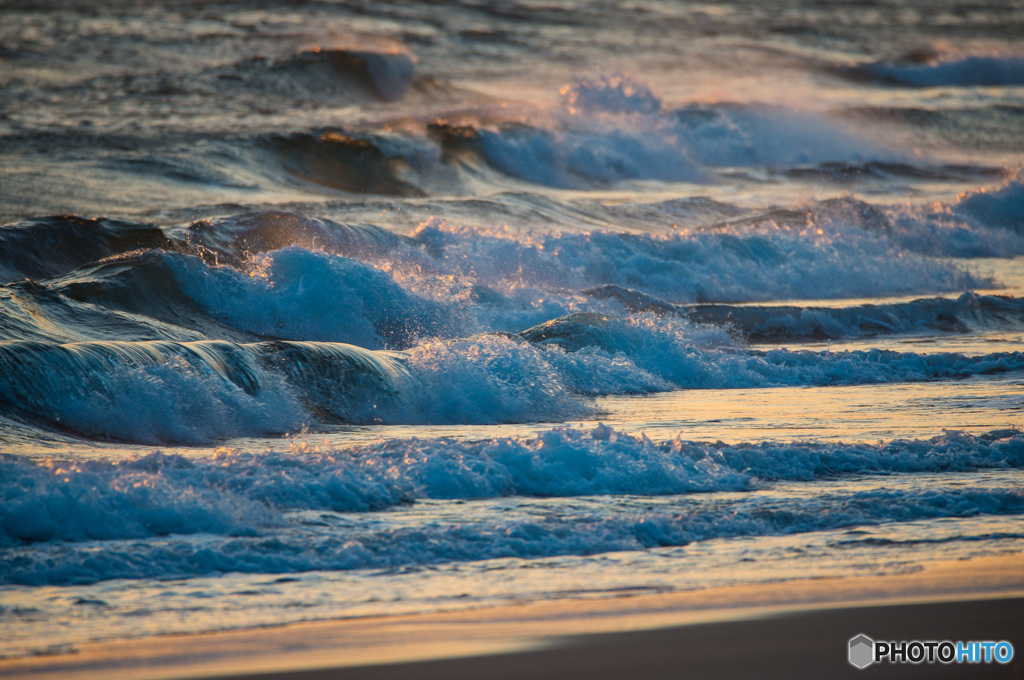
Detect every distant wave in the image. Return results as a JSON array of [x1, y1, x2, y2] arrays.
[[518, 312, 1024, 389], [410, 207, 987, 302], [474, 121, 705, 188], [274, 48, 416, 101], [584, 286, 1024, 342], [845, 53, 1024, 87], [262, 130, 428, 196], [434, 100, 895, 189], [783, 160, 1004, 185], [2, 427, 1020, 584], [215, 96, 982, 195], [221, 47, 418, 102], [8, 75, 1008, 208]]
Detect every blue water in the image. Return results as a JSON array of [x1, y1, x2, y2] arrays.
[[1, 0, 1023, 659]]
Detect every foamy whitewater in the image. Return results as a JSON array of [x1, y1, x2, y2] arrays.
[[1, 0, 1023, 659]]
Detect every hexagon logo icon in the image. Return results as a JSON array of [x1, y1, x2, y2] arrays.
[[849, 634, 875, 669]]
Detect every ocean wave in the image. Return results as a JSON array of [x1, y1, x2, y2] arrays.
[[845, 53, 1024, 87], [0, 340, 407, 444], [51, 251, 260, 342], [415, 78, 900, 189], [216, 46, 418, 104], [6, 485, 1022, 586], [888, 176, 1024, 257], [469, 105, 889, 188], [840, 105, 1024, 155], [0, 211, 421, 285], [4, 426, 1021, 537], [0, 194, 1009, 330], [584, 286, 1024, 342], [46, 246, 463, 348], [261, 130, 429, 196], [0, 279, 209, 344], [273, 48, 416, 102], [0, 215, 172, 285], [10, 192, 997, 339], [0, 333, 637, 442], [955, 178, 1024, 234], [476, 122, 705, 188], [2, 219, 514, 348], [518, 312, 1024, 389], [0, 45, 425, 148], [2, 327, 1022, 443], [561, 76, 663, 115], [412, 210, 985, 302], [560, 76, 892, 167], [9, 206, 989, 352], [1, 427, 1020, 584], [165, 247, 459, 348], [665, 102, 890, 169], [180, 211, 415, 266], [783, 160, 1004, 185]]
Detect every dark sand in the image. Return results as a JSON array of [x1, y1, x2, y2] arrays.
[[214, 597, 1024, 680]]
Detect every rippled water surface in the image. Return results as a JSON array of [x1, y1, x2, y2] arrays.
[[1, 0, 1023, 658]]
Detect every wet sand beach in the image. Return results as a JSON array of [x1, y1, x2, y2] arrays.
[[3, 552, 1021, 680]]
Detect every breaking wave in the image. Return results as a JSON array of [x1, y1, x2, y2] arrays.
[[846, 53, 1024, 87], [2, 324, 1022, 443], [1, 427, 1020, 584], [585, 286, 1024, 342]]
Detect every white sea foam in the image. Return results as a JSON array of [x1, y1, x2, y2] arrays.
[[167, 247, 461, 348], [476, 83, 893, 187], [7, 483, 1022, 586], [3, 320, 1021, 443], [888, 176, 1024, 257], [955, 177, 1024, 234], [1, 427, 1020, 584], [587, 287, 1024, 342], [2, 312, 1022, 443], [411, 214, 985, 304]]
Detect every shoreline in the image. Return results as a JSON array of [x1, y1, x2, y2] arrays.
[[1, 552, 1022, 679]]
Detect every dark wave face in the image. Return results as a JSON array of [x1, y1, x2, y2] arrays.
[[262, 131, 426, 196], [256, 48, 418, 102], [0, 216, 173, 283]]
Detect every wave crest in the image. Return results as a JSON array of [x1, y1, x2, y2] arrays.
[[845, 53, 1024, 87]]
